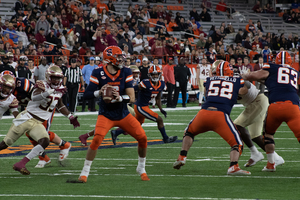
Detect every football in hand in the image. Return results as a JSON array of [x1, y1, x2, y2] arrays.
[[102, 85, 114, 103]]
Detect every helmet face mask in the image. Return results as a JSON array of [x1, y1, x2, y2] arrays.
[[148, 65, 161, 82], [115, 54, 126, 69], [103, 46, 125, 69], [45, 66, 63, 89]]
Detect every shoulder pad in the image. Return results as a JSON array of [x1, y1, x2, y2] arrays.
[[262, 64, 270, 69]]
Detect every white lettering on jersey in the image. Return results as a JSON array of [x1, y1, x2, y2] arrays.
[[26, 80, 63, 120]]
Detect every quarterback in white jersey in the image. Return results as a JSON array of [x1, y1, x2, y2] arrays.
[[0, 66, 80, 175], [234, 75, 284, 167], [196, 58, 211, 105], [0, 74, 19, 120]]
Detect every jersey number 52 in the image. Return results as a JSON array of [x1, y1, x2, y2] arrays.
[[207, 80, 233, 99]]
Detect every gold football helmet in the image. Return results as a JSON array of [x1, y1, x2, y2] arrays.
[[45, 65, 64, 88], [0, 74, 16, 98], [211, 60, 223, 75]]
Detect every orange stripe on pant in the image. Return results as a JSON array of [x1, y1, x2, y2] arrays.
[[186, 109, 243, 147], [264, 101, 300, 141], [134, 105, 159, 124], [90, 114, 147, 150]]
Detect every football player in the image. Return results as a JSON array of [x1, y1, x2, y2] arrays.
[[241, 51, 299, 172], [0, 66, 80, 175], [173, 61, 251, 175], [111, 65, 177, 144], [196, 58, 212, 106], [78, 46, 149, 183], [0, 74, 19, 120], [1, 70, 74, 168]]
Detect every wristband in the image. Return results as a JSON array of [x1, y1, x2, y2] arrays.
[[121, 95, 130, 103], [94, 90, 101, 98]]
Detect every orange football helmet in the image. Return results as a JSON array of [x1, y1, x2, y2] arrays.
[[103, 46, 125, 69], [216, 61, 234, 76], [275, 51, 293, 66], [0, 74, 16, 98], [148, 65, 162, 82]]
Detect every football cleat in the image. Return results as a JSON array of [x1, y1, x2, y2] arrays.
[[274, 155, 285, 167], [140, 173, 150, 181], [79, 133, 89, 146], [111, 130, 117, 145], [35, 155, 51, 168], [227, 164, 251, 175], [78, 176, 87, 183], [13, 162, 30, 175], [59, 142, 71, 161], [163, 136, 178, 143], [136, 166, 150, 181], [173, 155, 186, 170], [262, 162, 276, 172], [244, 151, 264, 167]]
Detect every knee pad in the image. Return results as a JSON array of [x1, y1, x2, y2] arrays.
[[90, 135, 104, 150], [137, 134, 147, 149], [183, 132, 195, 141], [48, 131, 55, 142], [4, 137, 14, 146], [263, 136, 275, 145]]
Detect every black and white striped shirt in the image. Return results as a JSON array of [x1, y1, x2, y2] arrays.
[[64, 66, 83, 84]]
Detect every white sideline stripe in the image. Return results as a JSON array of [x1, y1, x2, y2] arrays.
[[0, 177, 32, 179], [1, 105, 245, 119], [0, 194, 263, 200]]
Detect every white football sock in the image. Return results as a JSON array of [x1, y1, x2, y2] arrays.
[[80, 159, 93, 177], [137, 157, 146, 175], [267, 153, 275, 164], [250, 146, 259, 155], [199, 92, 204, 103], [26, 144, 44, 160]]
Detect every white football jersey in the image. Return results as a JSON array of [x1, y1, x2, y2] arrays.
[[0, 94, 18, 120], [198, 64, 211, 80], [26, 80, 63, 120], [237, 82, 259, 106]]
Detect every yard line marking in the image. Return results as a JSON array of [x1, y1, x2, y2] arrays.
[[0, 177, 32, 179], [0, 194, 265, 200]]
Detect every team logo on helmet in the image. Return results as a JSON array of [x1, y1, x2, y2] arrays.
[[103, 46, 125, 69], [45, 65, 64, 89], [0, 74, 16, 98], [216, 61, 234, 77]]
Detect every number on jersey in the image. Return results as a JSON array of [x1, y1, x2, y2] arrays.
[[277, 67, 298, 89], [39, 96, 59, 112], [207, 80, 233, 99]]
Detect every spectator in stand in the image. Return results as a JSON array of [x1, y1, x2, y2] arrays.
[[35, 14, 49, 35], [35, 28, 46, 45], [263, 3, 275, 13], [245, 20, 256, 34], [184, 25, 194, 39], [149, 32, 159, 48], [243, 36, 252, 50], [252, 35, 263, 50], [169, 18, 179, 31], [252, 0, 262, 13], [118, 33, 133, 54], [206, 45, 216, 64], [106, 28, 118, 46], [234, 29, 243, 44], [255, 20, 264, 32], [46, 29, 58, 44], [242, 56, 253, 72], [132, 33, 144, 54], [235, 57, 243, 71], [155, 17, 165, 32], [4, 23, 18, 44], [107, 1, 116, 12], [79, 42, 89, 56], [196, 35, 206, 49], [249, 45, 259, 62], [165, 37, 180, 65], [225, 23, 235, 34], [163, 57, 176, 108], [150, 38, 166, 64], [190, 7, 200, 21], [217, 48, 226, 60], [92, 27, 107, 54], [216, 0, 227, 15], [43, 44, 54, 64], [199, 7, 211, 22], [262, 45, 271, 62], [124, 25, 135, 40], [178, 18, 188, 32]]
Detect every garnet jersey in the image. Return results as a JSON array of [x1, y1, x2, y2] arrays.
[[203, 76, 245, 115], [13, 77, 34, 106], [263, 63, 299, 105], [84, 66, 133, 120], [0, 94, 18, 120], [26, 80, 64, 120], [136, 79, 165, 107]]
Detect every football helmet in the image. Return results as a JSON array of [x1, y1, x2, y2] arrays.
[[6, 52, 14, 63], [103, 46, 125, 69], [275, 51, 293, 66], [148, 65, 162, 82], [216, 61, 234, 77], [130, 65, 140, 80], [211, 60, 223, 74], [45, 65, 64, 89], [0, 74, 16, 98], [0, 70, 15, 79]]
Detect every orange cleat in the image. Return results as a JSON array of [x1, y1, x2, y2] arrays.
[[140, 173, 150, 181], [78, 176, 87, 183], [59, 142, 71, 161], [35, 155, 51, 168]]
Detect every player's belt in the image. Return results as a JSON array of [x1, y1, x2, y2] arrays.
[[28, 111, 45, 122], [205, 107, 218, 111]]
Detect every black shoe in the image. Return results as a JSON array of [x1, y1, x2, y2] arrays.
[[163, 136, 178, 143], [182, 104, 186, 107], [111, 130, 117, 145]]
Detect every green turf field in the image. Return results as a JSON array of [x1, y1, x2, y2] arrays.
[[1, 105, 300, 200]]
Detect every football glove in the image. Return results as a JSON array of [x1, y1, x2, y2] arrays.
[[69, 115, 80, 128]]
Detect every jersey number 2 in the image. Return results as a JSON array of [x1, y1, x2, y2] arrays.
[[207, 80, 233, 99]]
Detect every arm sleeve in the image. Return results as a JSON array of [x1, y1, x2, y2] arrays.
[[125, 68, 133, 88], [83, 69, 100, 99]]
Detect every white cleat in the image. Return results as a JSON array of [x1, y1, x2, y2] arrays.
[[59, 142, 71, 161], [244, 152, 264, 167], [35, 160, 51, 168], [262, 162, 276, 172], [274, 155, 285, 167], [227, 164, 251, 175]]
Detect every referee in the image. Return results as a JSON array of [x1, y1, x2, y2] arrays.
[[63, 58, 85, 113]]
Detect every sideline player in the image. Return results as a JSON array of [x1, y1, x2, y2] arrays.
[[234, 69, 284, 167], [0, 66, 80, 175], [196, 58, 212, 106], [2, 70, 74, 168], [242, 51, 299, 172], [173, 61, 251, 175], [78, 46, 149, 183], [111, 65, 178, 144]]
